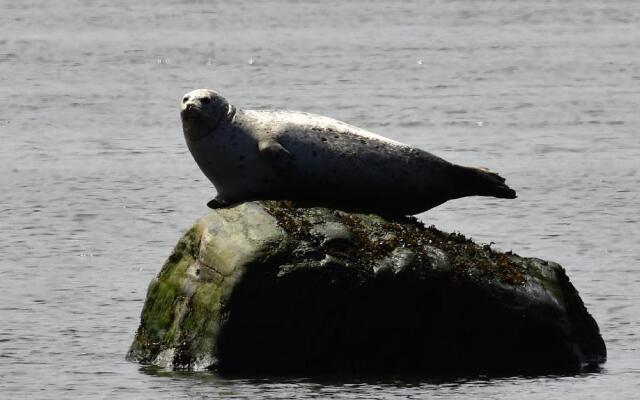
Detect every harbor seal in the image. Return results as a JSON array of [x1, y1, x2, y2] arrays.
[[180, 88, 516, 215]]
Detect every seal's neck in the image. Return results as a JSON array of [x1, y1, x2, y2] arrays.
[[183, 106, 245, 169], [184, 107, 256, 196], [226, 104, 236, 122]]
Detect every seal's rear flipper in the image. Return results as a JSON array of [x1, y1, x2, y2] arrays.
[[457, 166, 517, 200]]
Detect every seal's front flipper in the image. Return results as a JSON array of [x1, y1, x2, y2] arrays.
[[258, 139, 296, 174], [258, 139, 294, 160], [207, 196, 231, 209]]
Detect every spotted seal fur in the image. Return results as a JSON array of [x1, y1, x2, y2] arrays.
[[180, 88, 516, 215]]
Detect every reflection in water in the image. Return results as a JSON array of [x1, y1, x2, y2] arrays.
[[139, 365, 606, 399]]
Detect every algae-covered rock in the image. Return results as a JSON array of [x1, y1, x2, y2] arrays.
[[127, 201, 606, 374]]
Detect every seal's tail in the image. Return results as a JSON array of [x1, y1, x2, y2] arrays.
[[457, 166, 517, 199]]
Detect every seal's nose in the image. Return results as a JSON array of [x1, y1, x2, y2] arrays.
[[185, 103, 196, 111]]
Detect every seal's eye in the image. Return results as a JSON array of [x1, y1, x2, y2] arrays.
[[201, 97, 211, 104], [182, 96, 189, 103]]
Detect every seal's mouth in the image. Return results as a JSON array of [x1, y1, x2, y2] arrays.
[[180, 102, 203, 118], [180, 104, 221, 142], [182, 103, 198, 114], [181, 106, 216, 128]]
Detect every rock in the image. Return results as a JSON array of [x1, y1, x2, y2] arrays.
[[127, 201, 606, 374]]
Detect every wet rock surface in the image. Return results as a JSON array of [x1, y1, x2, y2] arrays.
[[127, 201, 606, 374]]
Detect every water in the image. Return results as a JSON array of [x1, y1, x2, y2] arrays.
[[1, 0, 639, 398]]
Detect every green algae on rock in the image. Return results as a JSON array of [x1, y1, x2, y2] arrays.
[[126, 203, 288, 370], [127, 201, 606, 374]]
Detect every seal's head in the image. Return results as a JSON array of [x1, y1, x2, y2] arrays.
[[180, 89, 234, 141]]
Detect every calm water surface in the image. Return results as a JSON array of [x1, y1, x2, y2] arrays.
[[1, 1, 639, 398]]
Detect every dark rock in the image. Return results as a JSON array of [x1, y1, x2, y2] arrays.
[[127, 201, 606, 374]]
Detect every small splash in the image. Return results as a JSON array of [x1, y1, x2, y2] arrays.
[[476, 121, 485, 127], [156, 57, 170, 65], [417, 59, 424, 65], [248, 57, 255, 65]]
